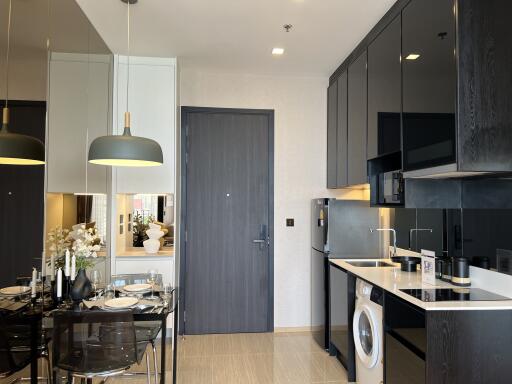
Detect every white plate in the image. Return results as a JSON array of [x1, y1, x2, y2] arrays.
[[123, 283, 152, 292], [0, 286, 31, 296], [104, 297, 138, 309]]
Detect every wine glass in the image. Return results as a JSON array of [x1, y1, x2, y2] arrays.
[[147, 269, 158, 300], [90, 270, 102, 301], [104, 283, 116, 300], [161, 283, 173, 309]]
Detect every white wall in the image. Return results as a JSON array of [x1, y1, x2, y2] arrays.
[[180, 68, 367, 328]]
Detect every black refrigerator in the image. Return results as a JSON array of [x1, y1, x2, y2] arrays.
[[311, 199, 381, 351]]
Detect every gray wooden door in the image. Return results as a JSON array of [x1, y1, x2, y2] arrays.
[[0, 101, 46, 287], [183, 108, 273, 334]]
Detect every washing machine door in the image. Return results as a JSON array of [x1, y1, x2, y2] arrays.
[[353, 303, 380, 369]]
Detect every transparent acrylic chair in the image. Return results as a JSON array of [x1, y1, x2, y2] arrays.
[[52, 310, 151, 384]]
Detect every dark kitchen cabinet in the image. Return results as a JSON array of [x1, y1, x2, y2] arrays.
[[402, 0, 457, 174], [384, 293, 427, 384], [336, 71, 348, 187], [385, 292, 512, 384], [347, 51, 367, 186], [327, 71, 348, 189], [367, 14, 401, 159], [328, 0, 512, 186], [329, 264, 356, 382], [327, 81, 338, 188], [457, 0, 512, 172]]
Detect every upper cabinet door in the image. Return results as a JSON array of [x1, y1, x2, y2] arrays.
[[336, 71, 348, 187], [457, 0, 512, 172], [114, 56, 176, 194], [327, 80, 338, 189], [402, 0, 457, 172], [367, 15, 401, 159], [348, 51, 368, 186]]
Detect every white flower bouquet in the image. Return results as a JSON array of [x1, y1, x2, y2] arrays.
[[70, 225, 102, 270], [47, 226, 70, 258]]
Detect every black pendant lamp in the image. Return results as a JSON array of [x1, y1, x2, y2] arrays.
[[0, 0, 45, 166], [88, 0, 163, 167]]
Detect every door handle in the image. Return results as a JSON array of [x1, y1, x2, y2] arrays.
[[253, 224, 269, 250], [252, 239, 265, 251]]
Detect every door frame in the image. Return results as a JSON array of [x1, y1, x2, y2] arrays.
[[179, 106, 274, 334]]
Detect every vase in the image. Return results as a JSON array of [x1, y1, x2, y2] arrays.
[[70, 269, 92, 302], [144, 224, 165, 254]]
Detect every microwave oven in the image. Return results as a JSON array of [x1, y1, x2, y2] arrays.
[[378, 170, 404, 205]]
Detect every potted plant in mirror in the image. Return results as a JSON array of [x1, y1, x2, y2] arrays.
[[68, 225, 102, 302], [132, 213, 155, 247]]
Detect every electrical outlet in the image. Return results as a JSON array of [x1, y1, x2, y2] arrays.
[[286, 218, 295, 227]]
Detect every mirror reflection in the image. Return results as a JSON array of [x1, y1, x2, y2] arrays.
[[116, 193, 175, 256]]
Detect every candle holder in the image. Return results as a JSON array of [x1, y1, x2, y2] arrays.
[[50, 280, 56, 298], [63, 276, 70, 299]]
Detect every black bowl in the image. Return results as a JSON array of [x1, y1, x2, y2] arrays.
[[391, 256, 421, 272]]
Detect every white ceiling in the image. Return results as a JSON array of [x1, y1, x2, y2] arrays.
[[0, 0, 110, 54], [77, 0, 396, 77]]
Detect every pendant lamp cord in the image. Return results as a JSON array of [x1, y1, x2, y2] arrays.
[[4, 0, 12, 108], [126, 0, 130, 115]]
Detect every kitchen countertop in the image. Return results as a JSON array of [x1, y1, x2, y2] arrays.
[[116, 246, 174, 258], [330, 258, 512, 311]]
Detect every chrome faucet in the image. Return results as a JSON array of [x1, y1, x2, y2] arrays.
[[370, 228, 397, 257], [409, 228, 433, 250]]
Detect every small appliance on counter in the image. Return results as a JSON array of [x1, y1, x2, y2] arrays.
[[435, 258, 444, 279], [441, 259, 452, 282], [451, 257, 471, 287]]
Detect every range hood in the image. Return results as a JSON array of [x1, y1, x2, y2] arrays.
[[403, 163, 494, 179]]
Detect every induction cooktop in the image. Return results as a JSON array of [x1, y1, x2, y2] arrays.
[[400, 288, 512, 302]]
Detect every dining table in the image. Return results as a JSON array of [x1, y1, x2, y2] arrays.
[[0, 280, 179, 384]]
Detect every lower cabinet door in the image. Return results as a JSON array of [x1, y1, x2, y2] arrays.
[[385, 332, 425, 384]]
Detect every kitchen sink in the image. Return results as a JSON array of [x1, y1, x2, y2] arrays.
[[345, 260, 396, 268]]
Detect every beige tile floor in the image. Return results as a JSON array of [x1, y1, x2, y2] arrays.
[[1, 332, 348, 384], [177, 332, 348, 384]]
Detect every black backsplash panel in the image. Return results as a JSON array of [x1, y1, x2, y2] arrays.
[[391, 177, 512, 275], [390, 208, 512, 275], [461, 209, 512, 273]]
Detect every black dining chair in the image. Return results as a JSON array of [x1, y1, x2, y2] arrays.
[[111, 273, 164, 384], [0, 314, 51, 384], [52, 310, 151, 384]]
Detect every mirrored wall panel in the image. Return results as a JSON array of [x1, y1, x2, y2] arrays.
[[44, 0, 113, 284]]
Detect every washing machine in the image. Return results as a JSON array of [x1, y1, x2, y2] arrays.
[[353, 278, 383, 384]]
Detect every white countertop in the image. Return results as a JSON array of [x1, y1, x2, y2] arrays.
[[116, 246, 174, 258], [330, 258, 512, 311]]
